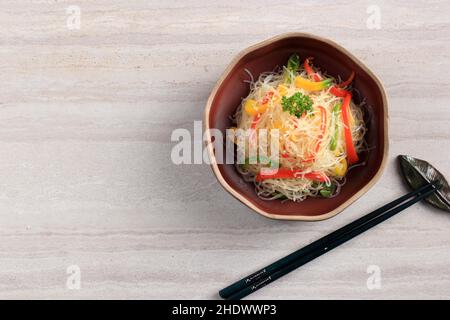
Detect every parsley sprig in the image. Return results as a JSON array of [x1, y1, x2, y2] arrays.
[[281, 92, 313, 118]]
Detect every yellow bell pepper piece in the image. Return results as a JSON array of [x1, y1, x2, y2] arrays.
[[244, 99, 259, 116], [295, 76, 332, 92], [244, 99, 269, 116], [277, 84, 288, 97], [257, 102, 268, 114], [272, 119, 283, 129], [333, 148, 343, 157], [333, 158, 348, 177]]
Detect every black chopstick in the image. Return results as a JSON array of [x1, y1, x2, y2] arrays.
[[220, 182, 436, 299], [220, 182, 437, 300], [226, 183, 437, 300]]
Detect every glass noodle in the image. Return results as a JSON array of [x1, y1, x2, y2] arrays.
[[232, 56, 367, 202]]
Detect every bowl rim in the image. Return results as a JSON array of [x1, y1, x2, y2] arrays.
[[204, 32, 389, 221]]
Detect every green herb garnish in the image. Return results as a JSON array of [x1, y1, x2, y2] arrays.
[[281, 92, 313, 118]]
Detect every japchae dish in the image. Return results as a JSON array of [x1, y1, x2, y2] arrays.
[[231, 54, 367, 202]]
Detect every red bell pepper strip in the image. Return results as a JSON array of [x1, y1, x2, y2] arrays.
[[281, 148, 290, 158], [304, 58, 352, 97], [304, 58, 322, 82], [341, 94, 359, 165], [330, 86, 350, 97], [251, 113, 261, 130], [304, 57, 314, 75], [261, 91, 274, 104], [256, 168, 328, 182], [249, 113, 261, 147], [337, 71, 355, 88]]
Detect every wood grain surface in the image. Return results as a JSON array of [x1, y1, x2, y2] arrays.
[[0, 0, 449, 299]]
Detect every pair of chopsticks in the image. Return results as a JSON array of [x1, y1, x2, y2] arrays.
[[219, 181, 439, 300]]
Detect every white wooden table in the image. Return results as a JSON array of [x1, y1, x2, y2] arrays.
[[0, 0, 449, 299]]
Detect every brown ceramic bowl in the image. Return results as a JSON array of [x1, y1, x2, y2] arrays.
[[204, 33, 389, 221]]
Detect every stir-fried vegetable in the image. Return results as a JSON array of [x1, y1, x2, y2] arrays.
[[276, 84, 288, 97], [283, 54, 300, 83], [341, 94, 359, 164], [287, 54, 300, 72], [244, 99, 262, 116], [319, 183, 337, 197], [303, 57, 354, 97], [304, 57, 322, 82], [245, 91, 275, 116], [329, 86, 350, 97], [246, 91, 275, 132], [333, 158, 348, 177], [251, 113, 261, 130], [337, 71, 355, 88], [329, 103, 341, 151], [261, 91, 274, 104], [295, 76, 332, 91]]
